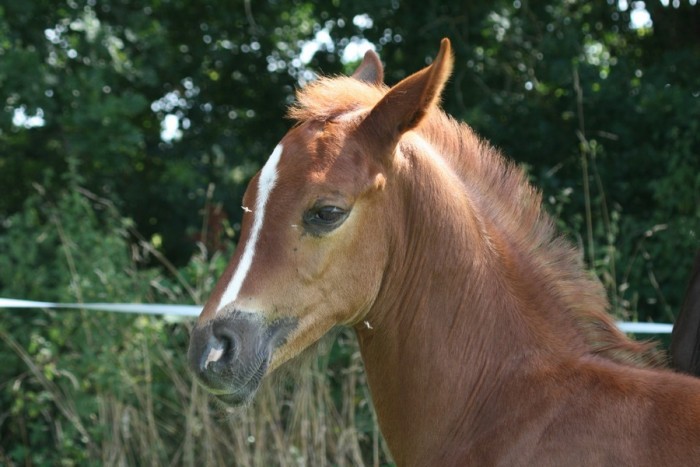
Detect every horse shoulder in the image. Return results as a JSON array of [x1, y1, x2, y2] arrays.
[[436, 360, 700, 466], [547, 361, 700, 464]]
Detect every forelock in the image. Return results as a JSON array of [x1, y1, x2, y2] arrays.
[[287, 76, 387, 123]]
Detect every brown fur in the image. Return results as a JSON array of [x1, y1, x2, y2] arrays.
[[193, 39, 700, 465], [288, 76, 387, 122], [289, 55, 662, 370]]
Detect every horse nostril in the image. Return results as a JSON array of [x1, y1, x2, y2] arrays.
[[218, 323, 243, 358], [199, 328, 238, 373]]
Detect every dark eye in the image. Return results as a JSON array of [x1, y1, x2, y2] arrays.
[[303, 205, 349, 234]]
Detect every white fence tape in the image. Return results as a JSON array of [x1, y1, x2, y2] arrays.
[[616, 322, 673, 334], [0, 298, 200, 317], [0, 297, 674, 334]]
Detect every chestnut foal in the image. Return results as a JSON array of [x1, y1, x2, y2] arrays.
[[189, 39, 700, 465]]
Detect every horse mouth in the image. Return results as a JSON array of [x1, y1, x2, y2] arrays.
[[188, 312, 298, 406], [211, 356, 270, 406]]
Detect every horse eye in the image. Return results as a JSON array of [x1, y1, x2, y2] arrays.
[[315, 206, 346, 223], [303, 205, 349, 234]]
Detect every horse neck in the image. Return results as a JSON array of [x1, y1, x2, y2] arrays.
[[354, 129, 595, 461]]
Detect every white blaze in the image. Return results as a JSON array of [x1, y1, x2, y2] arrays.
[[217, 144, 284, 313]]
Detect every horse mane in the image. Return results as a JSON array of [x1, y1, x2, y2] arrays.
[[289, 76, 665, 369], [288, 76, 387, 122]]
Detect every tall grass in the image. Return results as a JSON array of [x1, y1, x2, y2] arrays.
[[0, 183, 392, 466], [1, 317, 390, 466], [568, 64, 674, 325]]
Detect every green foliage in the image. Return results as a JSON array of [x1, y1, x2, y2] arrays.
[[0, 0, 309, 264], [0, 175, 158, 464], [0, 181, 387, 465], [2, 0, 697, 317], [0, 0, 698, 464]]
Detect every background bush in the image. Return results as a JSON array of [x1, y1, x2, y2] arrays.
[[0, 1, 698, 465]]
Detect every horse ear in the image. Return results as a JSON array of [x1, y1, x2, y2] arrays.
[[352, 49, 384, 85], [358, 38, 453, 161]]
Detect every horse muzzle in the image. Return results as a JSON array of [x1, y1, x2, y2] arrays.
[[187, 311, 296, 405]]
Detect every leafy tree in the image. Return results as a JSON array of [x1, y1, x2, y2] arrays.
[[0, 0, 698, 464], [1, 0, 314, 264]]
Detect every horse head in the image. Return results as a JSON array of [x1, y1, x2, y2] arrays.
[[188, 40, 454, 405]]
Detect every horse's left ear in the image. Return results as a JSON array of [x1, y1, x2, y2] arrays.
[[358, 38, 453, 161], [352, 49, 384, 85]]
